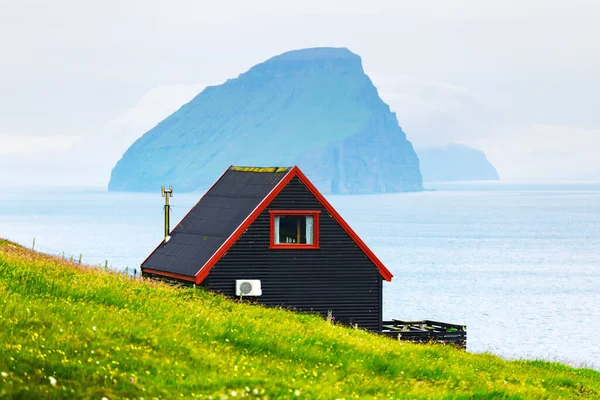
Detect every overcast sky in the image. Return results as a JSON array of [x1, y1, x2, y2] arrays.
[[1, 0, 599, 187]]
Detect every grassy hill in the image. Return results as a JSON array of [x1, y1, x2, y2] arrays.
[[1, 239, 599, 399]]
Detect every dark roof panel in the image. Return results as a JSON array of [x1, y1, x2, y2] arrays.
[[141, 166, 291, 277]]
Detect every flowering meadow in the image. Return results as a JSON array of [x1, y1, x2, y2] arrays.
[[1, 239, 599, 399]]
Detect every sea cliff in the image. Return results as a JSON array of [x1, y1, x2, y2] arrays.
[[108, 47, 423, 194]]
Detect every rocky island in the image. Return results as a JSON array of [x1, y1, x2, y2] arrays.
[[416, 144, 500, 182], [108, 47, 423, 194]]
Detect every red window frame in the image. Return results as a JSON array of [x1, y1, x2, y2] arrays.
[[269, 210, 320, 249]]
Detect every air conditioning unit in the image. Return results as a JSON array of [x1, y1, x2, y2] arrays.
[[235, 279, 262, 296]]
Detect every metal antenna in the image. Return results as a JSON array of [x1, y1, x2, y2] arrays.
[[161, 186, 173, 242]]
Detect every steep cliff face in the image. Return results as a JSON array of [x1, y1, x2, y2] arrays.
[[108, 47, 423, 194], [416, 144, 500, 182]]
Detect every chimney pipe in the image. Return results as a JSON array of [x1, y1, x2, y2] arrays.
[[161, 186, 173, 242]]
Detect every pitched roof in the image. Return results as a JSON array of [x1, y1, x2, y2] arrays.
[[141, 166, 290, 279], [141, 165, 393, 283]]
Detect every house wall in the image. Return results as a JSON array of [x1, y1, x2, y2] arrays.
[[205, 177, 383, 331]]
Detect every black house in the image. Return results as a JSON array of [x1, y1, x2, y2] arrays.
[[141, 165, 392, 331]]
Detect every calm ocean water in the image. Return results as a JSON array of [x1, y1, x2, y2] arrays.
[[1, 182, 599, 370]]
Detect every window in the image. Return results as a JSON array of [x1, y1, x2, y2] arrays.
[[269, 210, 320, 249]]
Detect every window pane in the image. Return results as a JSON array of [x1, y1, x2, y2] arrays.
[[274, 216, 281, 244], [278, 216, 305, 244], [274, 215, 315, 245], [305, 216, 314, 244]]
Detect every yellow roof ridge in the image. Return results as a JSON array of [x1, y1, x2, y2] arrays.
[[229, 166, 292, 173]]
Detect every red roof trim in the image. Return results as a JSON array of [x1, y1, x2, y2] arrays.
[[195, 168, 297, 284], [142, 268, 196, 282], [292, 167, 393, 282], [195, 166, 393, 284]]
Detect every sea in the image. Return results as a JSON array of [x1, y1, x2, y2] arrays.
[[1, 181, 599, 371]]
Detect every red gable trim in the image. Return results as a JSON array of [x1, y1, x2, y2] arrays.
[[195, 166, 393, 284], [195, 168, 297, 284], [292, 167, 393, 282]]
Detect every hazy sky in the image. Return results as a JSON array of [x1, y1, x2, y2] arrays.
[[1, 0, 599, 186]]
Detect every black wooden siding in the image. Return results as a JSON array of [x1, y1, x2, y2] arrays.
[[206, 177, 383, 331]]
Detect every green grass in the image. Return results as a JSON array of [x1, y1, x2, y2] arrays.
[[1, 239, 599, 399]]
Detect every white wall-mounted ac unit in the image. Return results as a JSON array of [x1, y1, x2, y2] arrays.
[[235, 279, 262, 296]]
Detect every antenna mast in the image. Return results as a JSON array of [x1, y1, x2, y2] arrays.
[[161, 186, 173, 242]]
